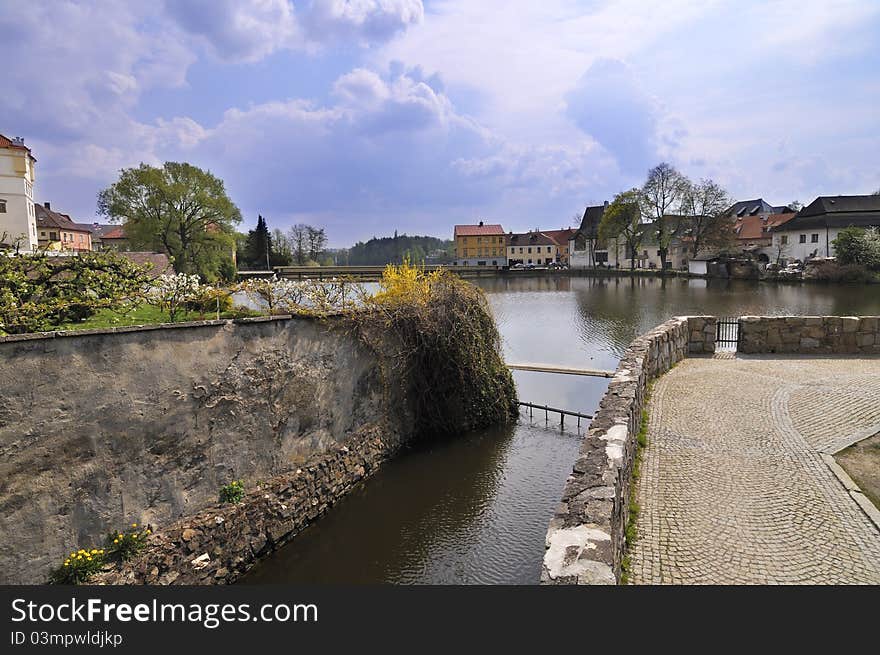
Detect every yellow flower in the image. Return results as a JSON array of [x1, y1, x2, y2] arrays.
[[91, 549, 98, 554], [113, 539, 119, 544], [118, 534, 123, 539], [145, 530, 151, 535], [131, 523, 137, 528], [63, 562, 69, 567]]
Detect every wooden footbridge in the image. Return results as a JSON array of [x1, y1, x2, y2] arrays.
[[506, 362, 615, 428]]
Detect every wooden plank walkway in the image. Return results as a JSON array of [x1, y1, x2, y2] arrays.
[[506, 363, 614, 378]]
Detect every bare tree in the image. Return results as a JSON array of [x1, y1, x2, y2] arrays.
[[288, 224, 309, 265], [600, 189, 644, 272], [306, 227, 328, 262], [774, 237, 790, 265], [640, 162, 689, 271], [680, 178, 733, 257]]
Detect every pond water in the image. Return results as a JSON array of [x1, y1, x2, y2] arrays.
[[240, 275, 880, 584]]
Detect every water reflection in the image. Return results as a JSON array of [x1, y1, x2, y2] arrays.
[[241, 420, 582, 584]]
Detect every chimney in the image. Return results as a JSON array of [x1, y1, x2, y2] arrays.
[[604, 200, 609, 208], [44, 202, 50, 210], [478, 220, 484, 227]]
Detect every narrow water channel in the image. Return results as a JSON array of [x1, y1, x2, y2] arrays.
[[241, 276, 880, 584]]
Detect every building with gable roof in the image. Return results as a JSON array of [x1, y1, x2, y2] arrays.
[[453, 221, 507, 266]]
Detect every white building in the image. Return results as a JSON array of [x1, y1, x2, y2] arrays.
[[770, 195, 880, 263], [0, 134, 38, 251]]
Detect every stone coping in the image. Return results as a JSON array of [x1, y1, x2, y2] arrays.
[[0, 313, 350, 344]]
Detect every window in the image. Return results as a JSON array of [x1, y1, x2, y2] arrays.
[[799, 234, 806, 243], [811, 234, 819, 243], [519, 247, 523, 253], [657, 250, 661, 256], [50, 232, 58, 240], [781, 235, 788, 245], [527, 247, 532, 253], [0, 199, 6, 213]]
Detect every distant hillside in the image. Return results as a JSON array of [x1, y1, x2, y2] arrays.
[[348, 234, 454, 265]]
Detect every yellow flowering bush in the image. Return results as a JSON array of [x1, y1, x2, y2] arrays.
[[351, 261, 517, 436], [105, 523, 151, 562], [49, 547, 106, 585]]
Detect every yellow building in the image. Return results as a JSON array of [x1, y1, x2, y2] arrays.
[[453, 221, 507, 266]]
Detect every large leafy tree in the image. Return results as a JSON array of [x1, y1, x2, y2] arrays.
[[97, 162, 241, 280], [680, 178, 733, 257], [599, 189, 644, 271], [640, 162, 690, 271]]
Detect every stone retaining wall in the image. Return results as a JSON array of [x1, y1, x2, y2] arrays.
[[739, 315, 880, 354], [0, 316, 408, 584], [540, 316, 712, 584]]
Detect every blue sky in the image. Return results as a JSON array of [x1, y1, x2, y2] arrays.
[[3, 0, 879, 246]]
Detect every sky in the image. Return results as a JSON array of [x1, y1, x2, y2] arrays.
[[3, 0, 879, 247]]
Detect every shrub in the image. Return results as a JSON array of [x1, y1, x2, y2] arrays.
[[833, 227, 880, 269], [350, 261, 518, 437], [106, 523, 151, 562], [808, 261, 876, 283], [183, 287, 233, 316], [146, 273, 202, 322], [49, 547, 106, 585], [0, 251, 152, 334], [219, 480, 245, 504]]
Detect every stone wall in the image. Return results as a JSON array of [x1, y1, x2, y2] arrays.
[[0, 316, 408, 584], [739, 316, 880, 354], [541, 316, 711, 585]]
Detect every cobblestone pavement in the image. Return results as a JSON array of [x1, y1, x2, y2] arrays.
[[630, 355, 880, 584]]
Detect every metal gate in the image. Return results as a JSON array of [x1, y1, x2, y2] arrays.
[[716, 317, 739, 350]]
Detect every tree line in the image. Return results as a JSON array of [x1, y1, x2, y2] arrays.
[[237, 216, 330, 269], [346, 233, 453, 266]]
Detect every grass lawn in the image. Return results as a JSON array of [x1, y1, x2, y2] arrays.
[[58, 303, 262, 331], [836, 433, 880, 510]]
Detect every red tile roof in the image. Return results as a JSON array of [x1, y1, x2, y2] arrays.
[[454, 223, 505, 237], [734, 213, 797, 241], [100, 227, 127, 240], [542, 228, 577, 246], [0, 134, 32, 153], [118, 252, 173, 278]]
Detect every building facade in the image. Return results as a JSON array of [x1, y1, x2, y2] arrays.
[[35, 203, 93, 252], [770, 195, 880, 262], [507, 231, 558, 265], [569, 203, 607, 269], [453, 221, 507, 266], [0, 134, 38, 251]]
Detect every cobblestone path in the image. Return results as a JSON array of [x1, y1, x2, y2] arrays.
[[630, 355, 880, 584]]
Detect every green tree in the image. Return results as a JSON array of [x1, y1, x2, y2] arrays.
[[832, 227, 880, 269], [599, 189, 644, 272], [640, 162, 690, 271], [97, 162, 241, 280], [243, 215, 271, 270]]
